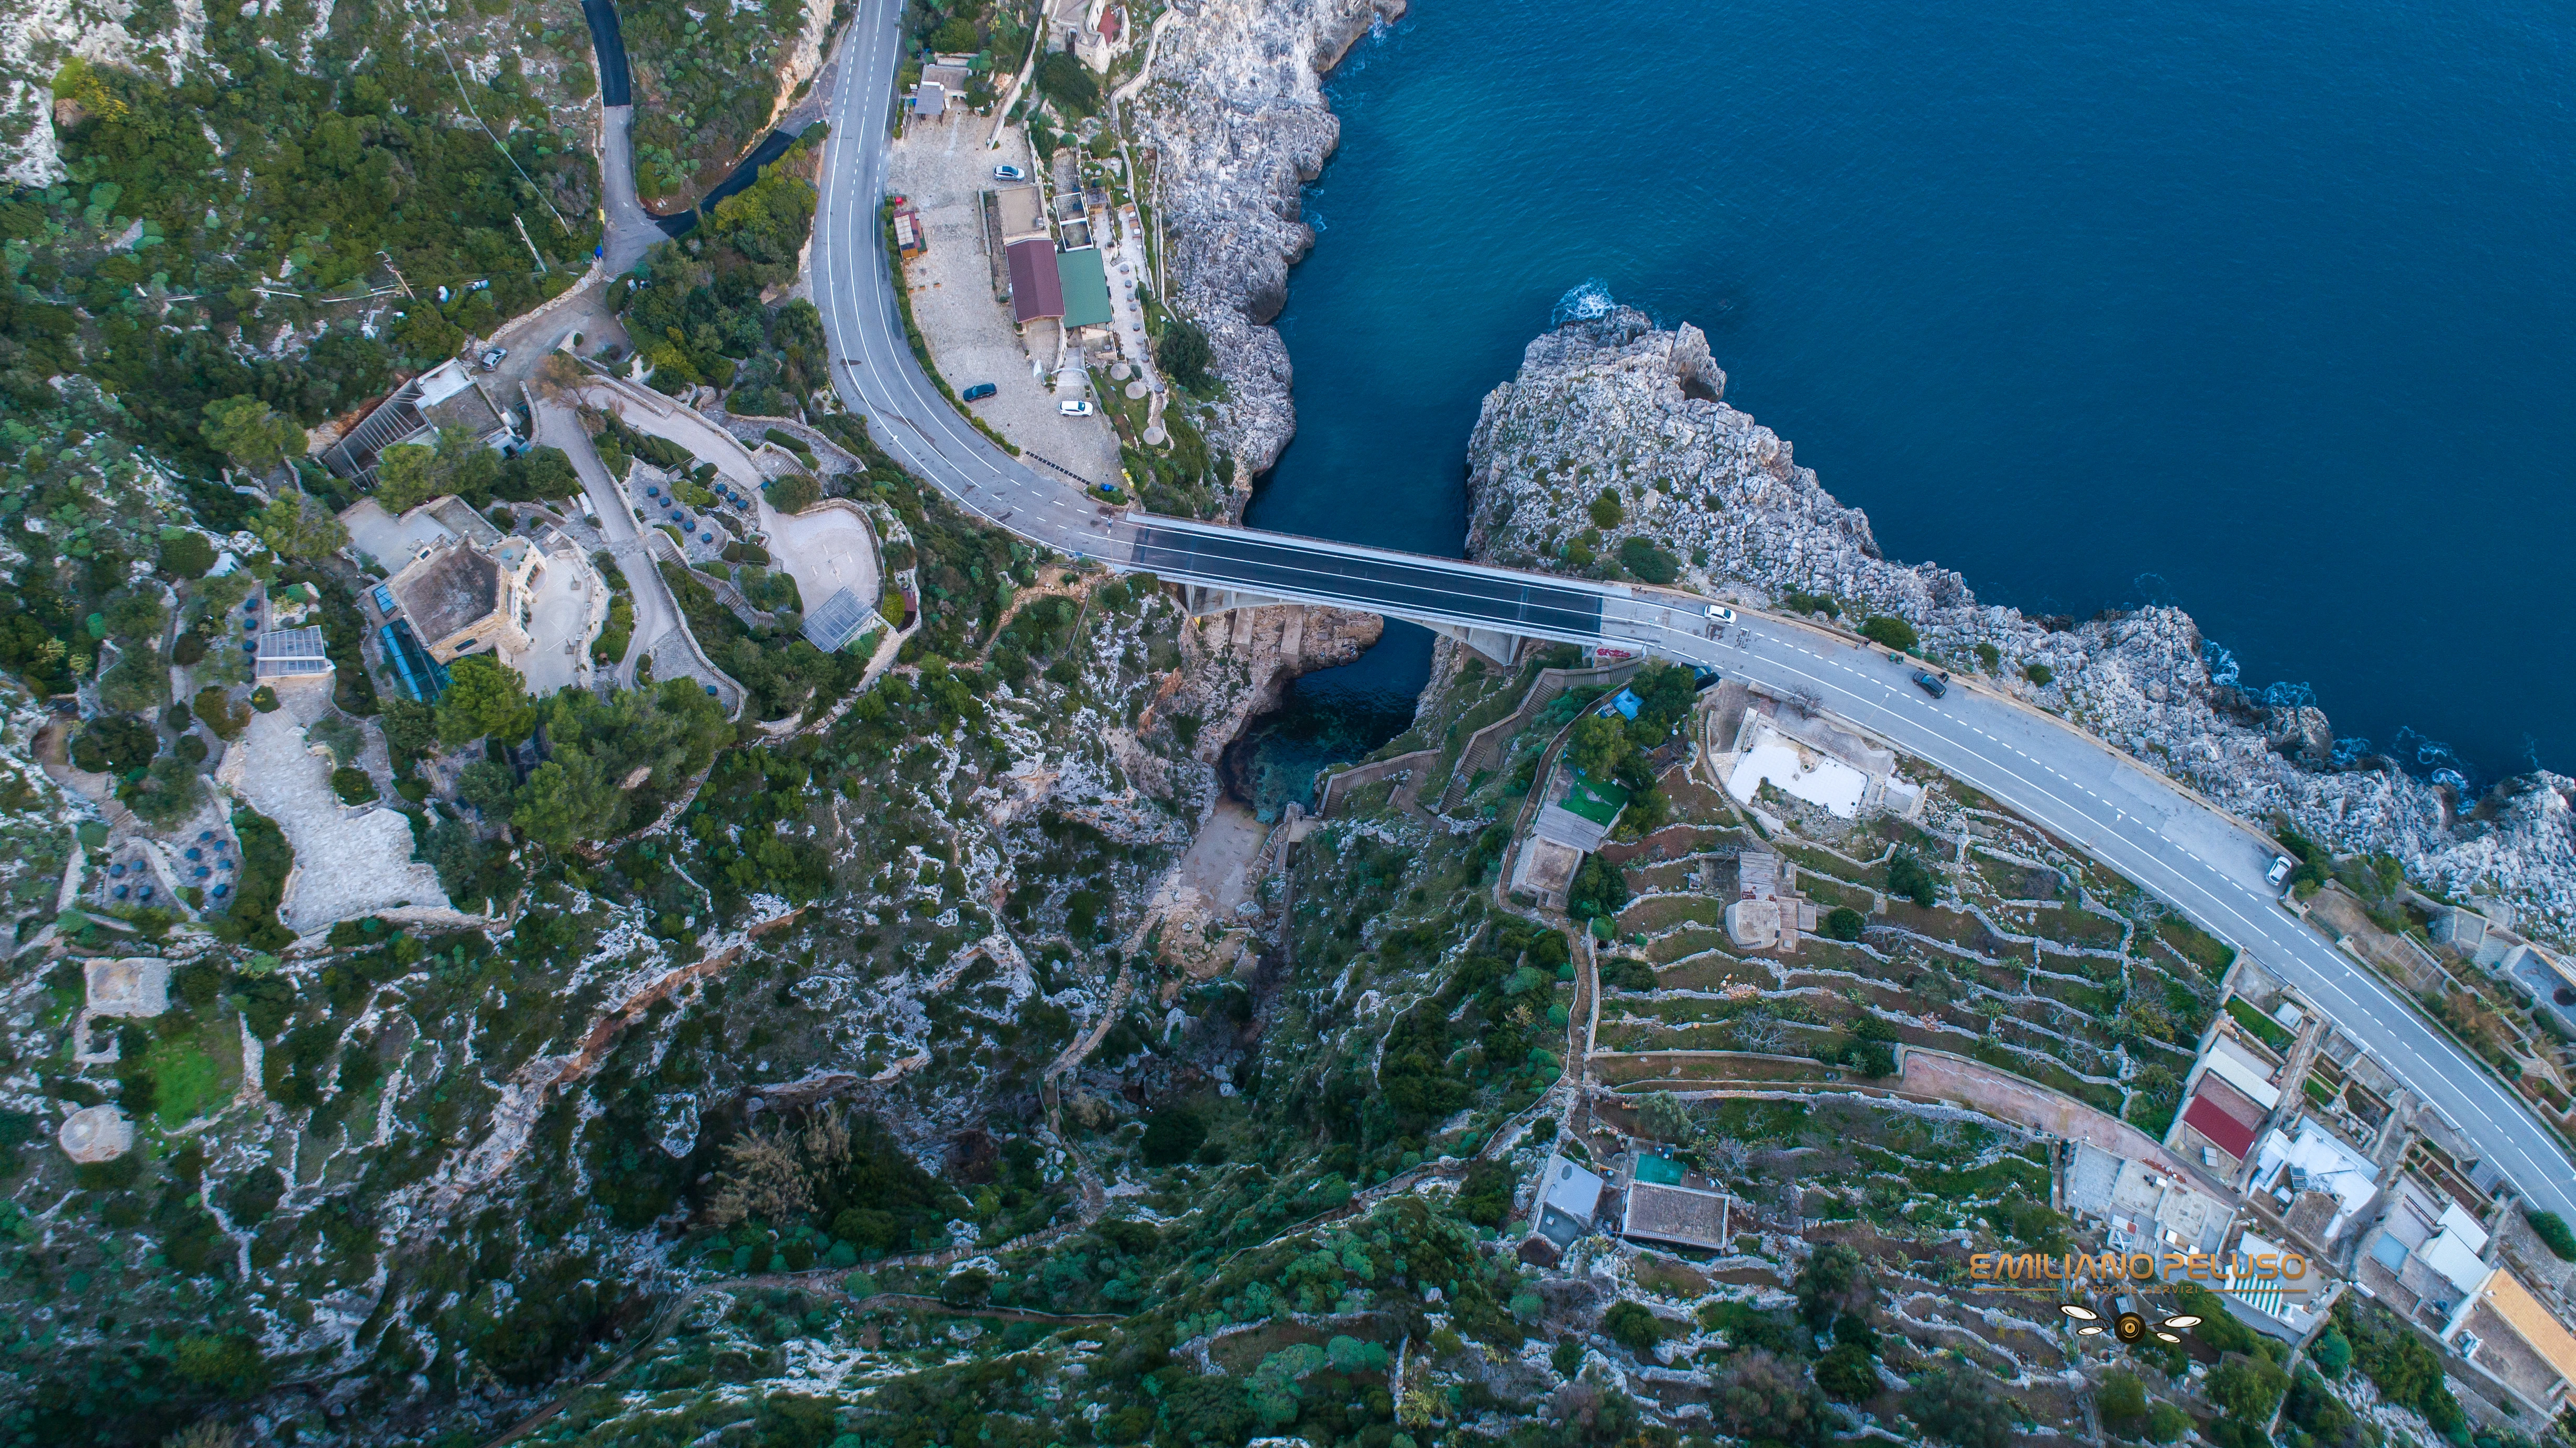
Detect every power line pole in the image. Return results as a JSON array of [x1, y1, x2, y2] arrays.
[[378, 250, 416, 300], [513, 214, 549, 272]]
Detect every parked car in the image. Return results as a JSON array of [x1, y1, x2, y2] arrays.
[[1060, 399, 1094, 416], [992, 165, 1026, 181], [2266, 853, 2296, 887], [1912, 670, 1948, 699], [476, 346, 508, 372], [962, 382, 998, 401]]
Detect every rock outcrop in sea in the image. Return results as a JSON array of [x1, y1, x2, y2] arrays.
[[1464, 307, 2576, 938], [1131, 0, 1406, 482]]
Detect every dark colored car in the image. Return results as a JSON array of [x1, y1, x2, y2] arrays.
[[1912, 670, 1948, 699], [962, 383, 997, 401]]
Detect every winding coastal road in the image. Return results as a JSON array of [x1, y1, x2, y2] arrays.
[[804, 0, 2576, 1219]]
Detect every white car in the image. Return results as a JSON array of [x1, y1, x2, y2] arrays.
[[1059, 399, 1094, 417], [993, 165, 1026, 181], [1708, 604, 1737, 625], [2266, 854, 2295, 887]]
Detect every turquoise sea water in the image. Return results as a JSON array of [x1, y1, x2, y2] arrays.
[[1232, 0, 2576, 808]]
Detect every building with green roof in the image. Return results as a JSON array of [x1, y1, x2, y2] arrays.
[[1055, 247, 1114, 331]]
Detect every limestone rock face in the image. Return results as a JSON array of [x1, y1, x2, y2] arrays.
[[1466, 307, 2576, 937], [1132, 0, 1407, 482]]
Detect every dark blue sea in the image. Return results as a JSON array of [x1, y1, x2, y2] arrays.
[[1232, 0, 2576, 812]]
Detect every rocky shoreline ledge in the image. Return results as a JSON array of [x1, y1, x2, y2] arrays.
[[1132, 0, 1406, 482], [1465, 308, 2576, 938]]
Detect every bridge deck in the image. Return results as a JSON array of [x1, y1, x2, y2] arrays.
[[1127, 519, 1616, 642]]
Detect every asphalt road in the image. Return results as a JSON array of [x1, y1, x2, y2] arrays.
[[805, 0, 2576, 1219], [532, 395, 680, 691], [811, 0, 1133, 559]]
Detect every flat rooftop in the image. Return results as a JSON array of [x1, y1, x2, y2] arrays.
[[389, 546, 500, 644]]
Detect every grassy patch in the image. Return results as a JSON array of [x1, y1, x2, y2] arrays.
[[2224, 996, 2296, 1053], [1619, 896, 1723, 935], [149, 1023, 239, 1129], [2157, 916, 2237, 979]]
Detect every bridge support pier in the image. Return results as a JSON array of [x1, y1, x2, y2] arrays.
[[1417, 621, 1525, 668]]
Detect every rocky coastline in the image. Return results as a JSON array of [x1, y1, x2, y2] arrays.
[[1465, 307, 2576, 939], [1130, 6, 2573, 939], [1131, 0, 1406, 483]]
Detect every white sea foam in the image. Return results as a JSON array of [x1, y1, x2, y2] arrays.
[[1551, 278, 1615, 327]]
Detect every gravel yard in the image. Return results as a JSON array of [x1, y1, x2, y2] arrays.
[[217, 685, 451, 936], [886, 115, 1123, 491]]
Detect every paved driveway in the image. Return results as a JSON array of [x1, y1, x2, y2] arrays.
[[535, 398, 677, 677], [510, 552, 602, 696]]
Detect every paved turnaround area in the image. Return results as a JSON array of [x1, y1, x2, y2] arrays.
[[805, 0, 2576, 1220]]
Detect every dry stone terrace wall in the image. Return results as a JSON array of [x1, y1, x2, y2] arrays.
[[1466, 307, 2576, 939]]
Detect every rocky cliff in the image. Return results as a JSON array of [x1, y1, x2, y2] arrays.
[[1130, 0, 1406, 481], [1466, 307, 2576, 938]]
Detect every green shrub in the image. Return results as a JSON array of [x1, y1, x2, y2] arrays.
[[1817, 1341, 1880, 1401], [159, 531, 217, 579], [1859, 615, 1918, 651], [1902, 1363, 2013, 1448], [2142, 1402, 2191, 1443], [1454, 1159, 1514, 1227], [1157, 319, 1214, 393], [1974, 641, 2001, 670], [1138, 1107, 1205, 1166], [2206, 1354, 2288, 1424], [2098, 1370, 2147, 1434], [1602, 1300, 1662, 1352], [1035, 51, 1098, 112], [2308, 1324, 2351, 1377], [1883, 851, 1938, 909], [1824, 906, 1865, 941], [763, 471, 820, 514], [211, 805, 294, 952], [1617, 536, 1679, 585], [2023, 662, 2055, 685], [1846, 1039, 1897, 1078], [1588, 489, 1625, 528], [1567, 855, 1628, 920], [249, 684, 279, 712], [73, 713, 158, 774], [330, 766, 379, 805], [2527, 1208, 2576, 1261], [2333, 1297, 2462, 1433]]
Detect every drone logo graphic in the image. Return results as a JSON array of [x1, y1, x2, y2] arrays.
[[2060, 1300, 2201, 1345]]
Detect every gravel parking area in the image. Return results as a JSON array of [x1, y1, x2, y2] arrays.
[[886, 117, 1122, 492]]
